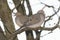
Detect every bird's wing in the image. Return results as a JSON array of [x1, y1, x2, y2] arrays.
[[26, 13, 45, 29]]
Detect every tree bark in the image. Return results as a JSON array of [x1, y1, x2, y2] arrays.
[[0, 27, 7, 40], [0, 0, 18, 40]]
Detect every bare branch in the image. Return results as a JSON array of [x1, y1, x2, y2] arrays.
[[41, 2, 60, 26], [40, 31, 52, 37], [25, 0, 34, 40], [26, 0, 32, 16], [9, 27, 27, 40]]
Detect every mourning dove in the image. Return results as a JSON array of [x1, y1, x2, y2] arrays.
[[27, 10, 45, 28], [15, 6, 45, 29]]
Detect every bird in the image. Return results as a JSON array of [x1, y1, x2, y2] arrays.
[[15, 6, 45, 30], [27, 10, 45, 29]]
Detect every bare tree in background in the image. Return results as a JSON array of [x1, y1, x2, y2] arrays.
[[0, 0, 60, 40]]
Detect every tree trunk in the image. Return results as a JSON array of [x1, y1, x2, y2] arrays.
[[0, 27, 7, 40], [0, 0, 18, 40]]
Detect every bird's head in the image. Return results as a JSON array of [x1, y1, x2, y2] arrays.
[[37, 10, 44, 14], [37, 6, 46, 15]]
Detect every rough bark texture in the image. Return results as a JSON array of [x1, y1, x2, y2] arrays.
[[0, 27, 7, 40], [0, 0, 18, 40]]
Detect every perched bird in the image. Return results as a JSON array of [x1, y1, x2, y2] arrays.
[[27, 10, 45, 29], [15, 6, 45, 29]]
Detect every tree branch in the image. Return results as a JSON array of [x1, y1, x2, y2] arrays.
[[25, 0, 34, 40]]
